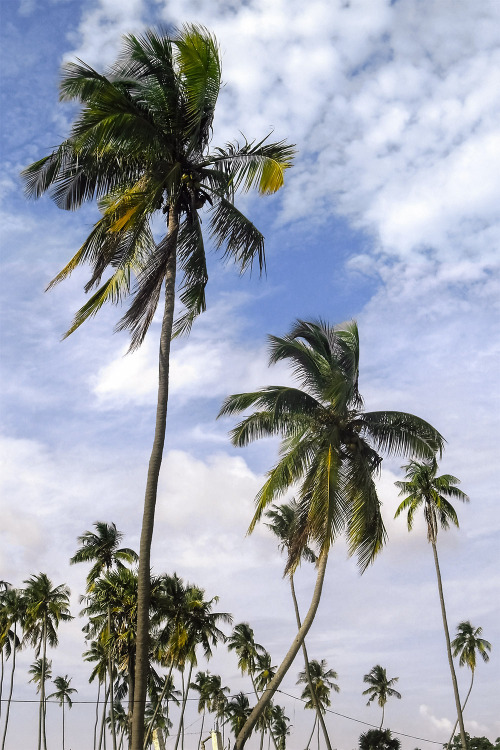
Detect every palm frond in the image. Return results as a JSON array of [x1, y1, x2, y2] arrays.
[[209, 196, 265, 273], [361, 411, 444, 459], [208, 137, 295, 195]]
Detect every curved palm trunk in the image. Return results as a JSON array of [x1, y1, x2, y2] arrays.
[[198, 709, 206, 750], [1, 623, 17, 750], [143, 662, 175, 748], [108, 604, 118, 750], [431, 542, 467, 750], [305, 715, 317, 750], [94, 681, 102, 750], [235, 551, 329, 750], [379, 703, 384, 730], [447, 670, 474, 748], [290, 576, 333, 750], [132, 210, 179, 750], [174, 663, 193, 750]]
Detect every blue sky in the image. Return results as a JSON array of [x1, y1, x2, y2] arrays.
[[1, 1, 499, 748]]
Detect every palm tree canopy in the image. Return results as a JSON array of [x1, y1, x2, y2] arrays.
[[48, 675, 77, 708], [23, 574, 72, 653], [21, 25, 294, 349], [451, 621, 491, 671], [228, 623, 266, 676], [29, 658, 53, 691], [358, 728, 401, 750], [70, 521, 138, 588], [297, 659, 339, 712], [0, 588, 25, 657], [362, 665, 401, 708], [219, 319, 444, 572], [265, 500, 317, 566], [394, 458, 469, 543]]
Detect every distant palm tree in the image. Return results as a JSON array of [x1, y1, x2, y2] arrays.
[[362, 665, 401, 729], [29, 657, 53, 749], [219, 319, 443, 749], [298, 659, 339, 749], [270, 704, 291, 750], [71, 521, 137, 750], [48, 675, 77, 750], [23, 574, 72, 750], [446, 621, 492, 746], [226, 693, 252, 738], [84, 638, 111, 750], [0, 586, 25, 750], [395, 458, 469, 750], [358, 728, 401, 750]]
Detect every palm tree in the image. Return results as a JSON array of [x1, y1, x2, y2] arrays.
[[22, 27, 294, 750], [270, 705, 291, 750], [191, 671, 215, 750], [358, 728, 401, 750], [226, 693, 252, 739], [362, 665, 401, 729], [447, 621, 492, 746], [394, 458, 469, 750], [84, 639, 110, 750], [71, 522, 137, 750], [265, 502, 332, 750], [298, 659, 339, 750], [23, 573, 72, 750], [48, 675, 77, 750], [218, 319, 443, 748], [0, 587, 25, 750]]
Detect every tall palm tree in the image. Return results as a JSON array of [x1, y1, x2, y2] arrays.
[[191, 671, 214, 750], [265, 502, 332, 750], [48, 675, 77, 750], [447, 621, 492, 746], [84, 639, 110, 750], [394, 458, 469, 750], [23, 574, 72, 750], [270, 705, 290, 750], [22, 27, 294, 750], [298, 659, 339, 750], [218, 319, 443, 748], [71, 521, 137, 750], [0, 587, 25, 750], [362, 665, 401, 730]]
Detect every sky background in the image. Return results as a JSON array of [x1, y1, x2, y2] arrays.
[[1, 1, 499, 749]]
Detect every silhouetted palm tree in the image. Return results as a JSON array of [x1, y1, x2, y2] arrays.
[[395, 458, 469, 749], [48, 675, 77, 750], [297, 659, 339, 749], [362, 665, 401, 729]]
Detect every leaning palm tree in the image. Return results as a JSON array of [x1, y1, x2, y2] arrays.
[[71, 521, 137, 750], [446, 621, 492, 746], [394, 458, 469, 750], [23, 574, 72, 750], [0, 587, 25, 750], [22, 27, 294, 750], [218, 319, 443, 749], [48, 675, 77, 750], [297, 659, 339, 750], [362, 665, 401, 730], [265, 502, 333, 750]]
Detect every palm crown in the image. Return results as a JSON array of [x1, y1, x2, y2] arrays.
[[21, 25, 294, 348], [451, 621, 491, 670], [219, 319, 443, 571]]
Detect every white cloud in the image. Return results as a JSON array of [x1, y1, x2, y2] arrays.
[[420, 704, 452, 732]]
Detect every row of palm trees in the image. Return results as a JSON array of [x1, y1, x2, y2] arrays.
[[19, 23, 490, 750]]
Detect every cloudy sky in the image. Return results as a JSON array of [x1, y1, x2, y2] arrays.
[[1, 0, 499, 748]]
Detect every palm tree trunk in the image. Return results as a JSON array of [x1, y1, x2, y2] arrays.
[[143, 662, 175, 748], [108, 604, 118, 750], [174, 663, 194, 750], [94, 681, 102, 750], [290, 576, 333, 750], [1, 623, 17, 750], [235, 551, 329, 750], [39, 613, 47, 750], [379, 703, 384, 730], [431, 542, 467, 750], [305, 716, 317, 750], [249, 674, 279, 750], [62, 701, 66, 750], [128, 653, 136, 750], [132, 208, 179, 750], [447, 670, 474, 748], [198, 710, 206, 750], [99, 682, 111, 750]]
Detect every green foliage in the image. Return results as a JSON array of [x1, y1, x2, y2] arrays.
[[359, 728, 401, 750], [445, 734, 497, 750]]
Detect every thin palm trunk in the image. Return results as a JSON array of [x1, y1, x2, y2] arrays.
[[174, 662, 193, 750], [305, 715, 317, 750], [198, 709, 206, 750], [128, 653, 136, 750], [143, 661, 175, 748], [99, 682, 111, 750], [235, 551, 329, 750], [380, 703, 384, 730], [1, 623, 17, 750], [132, 210, 179, 750], [250, 674, 279, 750], [290, 576, 332, 750], [108, 604, 118, 750], [431, 542, 467, 750], [447, 670, 475, 748], [38, 614, 47, 750], [62, 701, 66, 750], [94, 681, 102, 750]]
